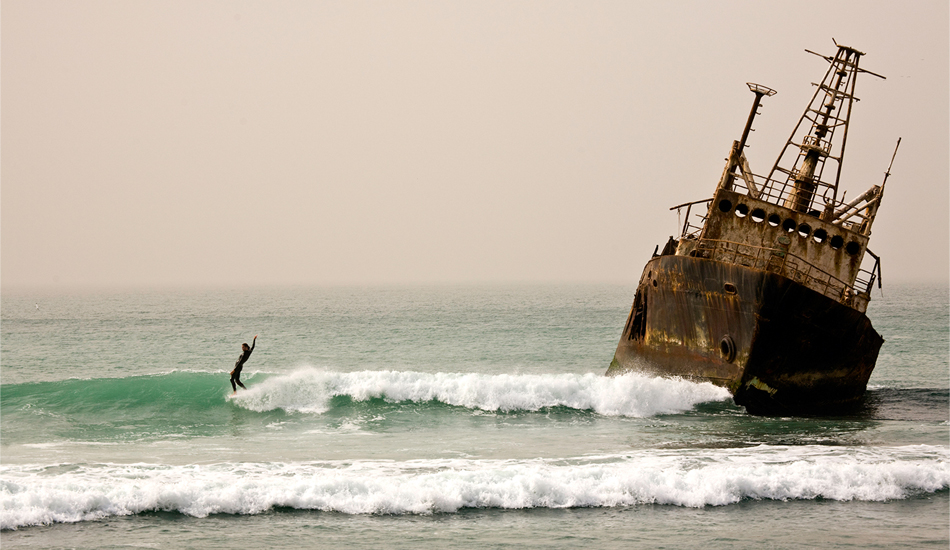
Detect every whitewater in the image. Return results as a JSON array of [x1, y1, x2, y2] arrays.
[[3, 368, 947, 531], [230, 369, 731, 416], [4, 445, 948, 529], [2, 284, 947, 548]]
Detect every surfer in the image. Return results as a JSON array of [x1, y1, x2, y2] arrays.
[[230, 335, 257, 395]]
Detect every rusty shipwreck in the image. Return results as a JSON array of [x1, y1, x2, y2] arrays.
[[606, 44, 899, 415]]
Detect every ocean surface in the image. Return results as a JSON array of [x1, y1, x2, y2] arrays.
[[1, 283, 947, 549]]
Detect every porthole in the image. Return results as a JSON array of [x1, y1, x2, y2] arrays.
[[768, 214, 781, 227], [750, 209, 766, 223], [652, 279, 658, 287], [845, 241, 861, 256], [719, 335, 737, 363], [735, 204, 749, 218], [782, 219, 797, 233], [830, 235, 844, 250], [724, 283, 737, 295], [797, 223, 812, 238], [812, 228, 828, 244], [718, 199, 733, 213]]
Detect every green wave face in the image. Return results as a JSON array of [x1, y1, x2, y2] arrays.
[[4, 369, 944, 448], [1, 369, 734, 445], [1, 372, 269, 443]]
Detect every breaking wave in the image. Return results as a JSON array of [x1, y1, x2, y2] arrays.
[[1, 369, 730, 419], [3, 445, 947, 529], [229, 369, 731, 417]]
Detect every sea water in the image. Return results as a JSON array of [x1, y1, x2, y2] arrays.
[[1, 283, 947, 549]]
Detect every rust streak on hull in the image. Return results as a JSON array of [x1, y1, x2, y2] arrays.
[[607, 255, 882, 415]]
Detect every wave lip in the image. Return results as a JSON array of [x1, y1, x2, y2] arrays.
[[229, 369, 732, 417], [3, 445, 947, 529]]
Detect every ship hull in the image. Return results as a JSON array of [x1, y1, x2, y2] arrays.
[[607, 254, 883, 416]]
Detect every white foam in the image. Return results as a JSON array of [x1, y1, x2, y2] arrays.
[[22, 442, 121, 448], [2, 445, 947, 529], [228, 369, 731, 417]]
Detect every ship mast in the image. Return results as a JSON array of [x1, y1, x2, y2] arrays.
[[719, 83, 776, 197], [761, 43, 885, 219]]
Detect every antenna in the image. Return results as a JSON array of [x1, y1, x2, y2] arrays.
[[881, 137, 902, 192]]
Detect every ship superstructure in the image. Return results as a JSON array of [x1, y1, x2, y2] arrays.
[[607, 44, 897, 415]]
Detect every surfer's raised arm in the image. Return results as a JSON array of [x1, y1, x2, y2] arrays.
[[245, 335, 258, 358]]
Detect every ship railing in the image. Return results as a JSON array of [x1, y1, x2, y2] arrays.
[[854, 250, 882, 295], [731, 174, 866, 220], [729, 175, 795, 207], [681, 177, 875, 240], [854, 271, 874, 294], [671, 198, 712, 239], [691, 239, 863, 306]]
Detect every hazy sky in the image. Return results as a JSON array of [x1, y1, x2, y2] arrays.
[[2, 0, 947, 289]]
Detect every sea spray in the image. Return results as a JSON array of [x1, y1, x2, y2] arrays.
[[229, 369, 732, 416]]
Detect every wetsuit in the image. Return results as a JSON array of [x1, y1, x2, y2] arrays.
[[230, 338, 255, 392]]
